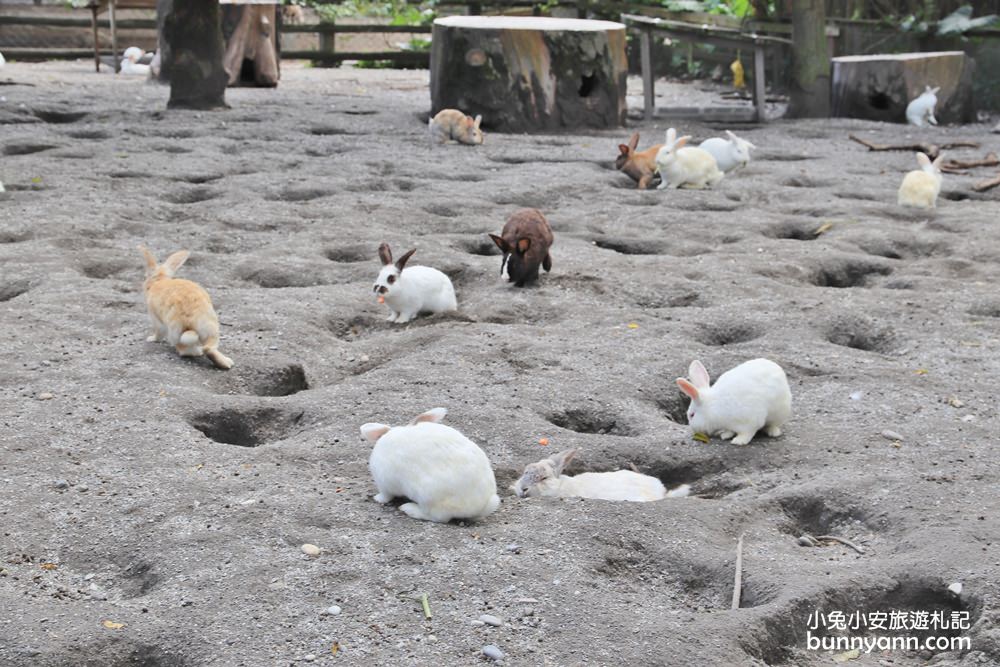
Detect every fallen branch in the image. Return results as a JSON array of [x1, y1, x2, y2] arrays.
[[973, 172, 1000, 193], [816, 534, 866, 554], [848, 134, 980, 160], [942, 152, 999, 171], [420, 593, 432, 620], [731, 533, 744, 610]]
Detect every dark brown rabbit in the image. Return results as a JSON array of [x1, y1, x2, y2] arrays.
[[615, 132, 663, 190], [488, 209, 553, 287]]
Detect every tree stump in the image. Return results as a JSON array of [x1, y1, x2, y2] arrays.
[[221, 3, 280, 87], [430, 16, 627, 132], [161, 0, 228, 110], [831, 51, 974, 124]]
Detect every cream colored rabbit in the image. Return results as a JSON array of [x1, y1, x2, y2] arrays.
[[898, 152, 943, 209]]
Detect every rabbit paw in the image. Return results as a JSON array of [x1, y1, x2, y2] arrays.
[[373, 493, 391, 504], [385, 311, 398, 322], [146, 334, 160, 342], [399, 502, 431, 521], [395, 312, 416, 324], [719, 430, 736, 440], [731, 433, 754, 446], [765, 425, 783, 437]]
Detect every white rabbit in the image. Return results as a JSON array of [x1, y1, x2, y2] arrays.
[[120, 47, 150, 76], [675, 359, 791, 446], [655, 128, 724, 190], [906, 86, 939, 127], [0, 51, 5, 68], [898, 152, 943, 209], [512, 448, 690, 502], [699, 130, 756, 173], [361, 408, 500, 523], [373, 243, 457, 323]]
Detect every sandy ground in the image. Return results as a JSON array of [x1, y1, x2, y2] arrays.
[[1, 61, 999, 667]]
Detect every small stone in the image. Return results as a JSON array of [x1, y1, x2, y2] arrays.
[[77, 485, 89, 493], [961, 415, 976, 423], [303, 654, 316, 662], [948, 582, 963, 595], [37, 393, 54, 401], [946, 396, 965, 408], [53, 480, 69, 490], [880, 430, 904, 442], [470, 620, 485, 627], [360, 354, 370, 363], [849, 391, 863, 401], [797, 536, 815, 547], [505, 544, 521, 553], [321, 605, 341, 616], [479, 614, 502, 627], [482, 645, 504, 661], [301, 544, 321, 557]]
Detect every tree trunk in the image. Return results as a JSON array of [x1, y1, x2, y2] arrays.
[[430, 16, 627, 132], [222, 5, 280, 87], [788, 0, 830, 118], [161, 0, 228, 110]]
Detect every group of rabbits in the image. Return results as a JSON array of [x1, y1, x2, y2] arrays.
[[136, 107, 828, 524]]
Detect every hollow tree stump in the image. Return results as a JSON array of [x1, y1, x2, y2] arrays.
[[831, 51, 974, 125], [161, 0, 228, 110], [430, 16, 627, 132]]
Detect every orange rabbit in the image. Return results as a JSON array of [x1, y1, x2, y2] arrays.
[[139, 246, 233, 370]]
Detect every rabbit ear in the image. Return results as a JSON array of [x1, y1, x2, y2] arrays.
[[676, 136, 691, 149], [411, 407, 447, 425], [932, 155, 944, 168], [676, 378, 700, 401], [548, 448, 578, 475], [726, 130, 737, 141], [618, 143, 630, 156], [688, 360, 710, 389], [517, 238, 531, 253], [473, 115, 482, 129], [138, 245, 158, 274], [162, 250, 190, 276], [489, 233, 509, 253], [360, 423, 390, 443], [378, 243, 392, 266], [930, 87, 939, 95], [395, 248, 416, 271], [666, 128, 676, 144], [916, 152, 931, 167], [628, 132, 639, 150]]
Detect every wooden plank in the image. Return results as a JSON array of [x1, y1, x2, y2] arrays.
[[0, 15, 157, 29], [281, 50, 429, 64], [753, 44, 766, 122], [280, 23, 432, 34], [639, 27, 653, 121], [638, 106, 758, 123]]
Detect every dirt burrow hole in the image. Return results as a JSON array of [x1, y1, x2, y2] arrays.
[[189, 407, 305, 447]]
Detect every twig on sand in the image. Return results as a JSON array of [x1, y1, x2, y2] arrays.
[[847, 134, 980, 160], [421, 593, 432, 620], [731, 533, 744, 610], [942, 152, 999, 172], [972, 172, 1000, 193], [815, 534, 866, 555]]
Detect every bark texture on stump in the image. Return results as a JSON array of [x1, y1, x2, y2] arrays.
[[162, 0, 228, 110], [222, 4, 280, 87], [831, 52, 974, 124], [431, 16, 627, 132], [789, 0, 830, 118]]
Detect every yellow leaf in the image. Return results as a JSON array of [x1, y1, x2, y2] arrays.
[[31, 177, 43, 184], [693, 432, 710, 443], [730, 58, 745, 89], [102, 620, 125, 630], [833, 648, 860, 662], [813, 222, 833, 235], [331, 642, 340, 656], [40, 563, 58, 570], [914, 369, 929, 375], [627, 322, 639, 329]]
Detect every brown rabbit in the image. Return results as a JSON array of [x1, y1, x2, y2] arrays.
[[615, 132, 663, 190], [488, 209, 553, 287], [139, 246, 233, 370]]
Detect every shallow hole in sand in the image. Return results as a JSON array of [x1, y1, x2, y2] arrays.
[[328, 314, 393, 340], [189, 407, 305, 447], [309, 125, 354, 136], [66, 640, 193, 667], [33, 108, 88, 124], [0, 229, 33, 243], [325, 245, 370, 263], [80, 259, 132, 280], [268, 187, 334, 202], [969, 302, 1000, 318], [176, 173, 224, 185], [423, 203, 460, 218], [65, 129, 110, 140], [763, 221, 822, 241], [776, 494, 871, 538], [163, 187, 219, 205], [781, 176, 831, 188], [238, 265, 327, 288], [833, 190, 880, 202], [546, 408, 635, 436], [458, 237, 501, 256], [219, 364, 310, 397], [3, 142, 58, 156], [809, 258, 892, 288], [0, 279, 31, 302], [654, 393, 689, 423], [940, 190, 970, 202], [118, 559, 161, 598], [593, 237, 664, 255], [856, 236, 949, 260], [824, 316, 898, 353], [634, 290, 706, 309], [697, 322, 764, 346]]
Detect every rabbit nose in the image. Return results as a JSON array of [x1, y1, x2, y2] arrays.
[[376, 285, 388, 295]]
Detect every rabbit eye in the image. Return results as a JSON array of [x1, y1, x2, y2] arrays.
[[387, 275, 396, 284]]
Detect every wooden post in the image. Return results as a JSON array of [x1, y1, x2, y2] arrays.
[[789, 0, 830, 117], [110, 0, 118, 72], [753, 44, 766, 122], [91, 5, 100, 72], [640, 27, 654, 120]]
